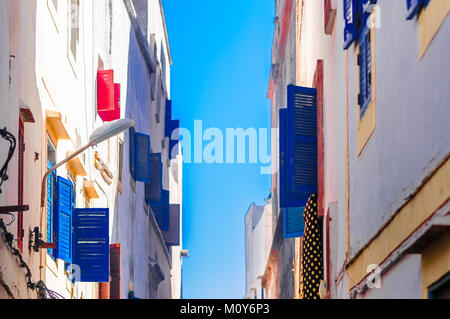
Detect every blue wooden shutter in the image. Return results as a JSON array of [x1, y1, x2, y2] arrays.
[[135, 133, 151, 183], [343, 0, 357, 49], [162, 204, 181, 246], [47, 161, 56, 257], [152, 190, 169, 231], [169, 120, 180, 159], [55, 176, 73, 263], [73, 208, 109, 282], [286, 85, 318, 208], [145, 153, 162, 205], [358, 25, 372, 117], [283, 207, 305, 239], [165, 99, 172, 137], [279, 108, 288, 208], [406, 0, 426, 20], [129, 127, 136, 180]]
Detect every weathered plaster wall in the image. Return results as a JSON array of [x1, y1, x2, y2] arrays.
[[348, 0, 450, 258], [116, 0, 173, 299]]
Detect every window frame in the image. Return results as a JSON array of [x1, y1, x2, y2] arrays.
[[46, 135, 57, 261], [67, 0, 80, 76], [356, 8, 377, 156], [48, 0, 60, 32]]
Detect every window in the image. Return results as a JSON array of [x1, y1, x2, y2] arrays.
[[68, 0, 80, 64], [429, 272, 450, 299], [129, 129, 151, 183], [414, 0, 449, 59], [17, 119, 24, 252], [356, 6, 376, 155], [48, 0, 59, 31], [47, 136, 57, 258]]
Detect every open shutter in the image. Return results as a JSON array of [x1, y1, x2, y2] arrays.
[[47, 161, 56, 257], [55, 176, 73, 263], [97, 70, 114, 112], [97, 70, 120, 122], [279, 108, 288, 208], [145, 153, 162, 205], [135, 133, 151, 183], [129, 127, 136, 180], [286, 85, 318, 208], [73, 208, 109, 282], [110, 244, 121, 299], [113, 83, 121, 120], [151, 190, 169, 231], [406, 0, 426, 20], [343, 0, 357, 49], [283, 207, 305, 239], [162, 204, 181, 246]]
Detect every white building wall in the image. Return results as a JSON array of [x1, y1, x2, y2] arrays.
[[245, 202, 272, 299]]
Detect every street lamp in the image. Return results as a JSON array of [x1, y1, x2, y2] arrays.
[[36, 118, 134, 279], [40, 118, 134, 208]]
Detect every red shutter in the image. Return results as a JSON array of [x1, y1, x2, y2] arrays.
[[99, 282, 110, 299], [113, 83, 121, 120], [17, 119, 24, 252], [97, 70, 120, 122], [110, 243, 121, 299]]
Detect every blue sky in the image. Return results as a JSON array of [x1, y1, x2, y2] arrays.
[[163, 0, 274, 298]]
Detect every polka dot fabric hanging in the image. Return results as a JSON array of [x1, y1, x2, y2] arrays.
[[301, 194, 323, 299]]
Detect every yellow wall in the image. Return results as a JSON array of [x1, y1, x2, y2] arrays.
[[418, 0, 450, 59], [347, 156, 450, 290], [421, 233, 450, 298]]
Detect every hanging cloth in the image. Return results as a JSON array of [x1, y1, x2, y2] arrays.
[[301, 194, 324, 299]]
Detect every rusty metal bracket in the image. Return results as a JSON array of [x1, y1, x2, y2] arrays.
[[29, 227, 56, 253], [0, 205, 29, 213]]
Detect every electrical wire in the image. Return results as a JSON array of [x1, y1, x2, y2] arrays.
[[0, 212, 15, 226], [0, 127, 17, 193]]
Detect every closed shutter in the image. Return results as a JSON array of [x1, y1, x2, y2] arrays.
[[162, 204, 181, 246], [55, 176, 73, 263], [129, 127, 136, 180], [151, 190, 169, 231], [145, 153, 162, 205], [135, 133, 151, 183], [343, 0, 357, 49], [358, 24, 372, 117], [73, 208, 109, 282], [47, 160, 56, 257], [286, 85, 318, 208], [110, 243, 121, 299], [165, 99, 172, 137], [283, 207, 306, 239], [17, 119, 24, 252], [406, 0, 427, 20]]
